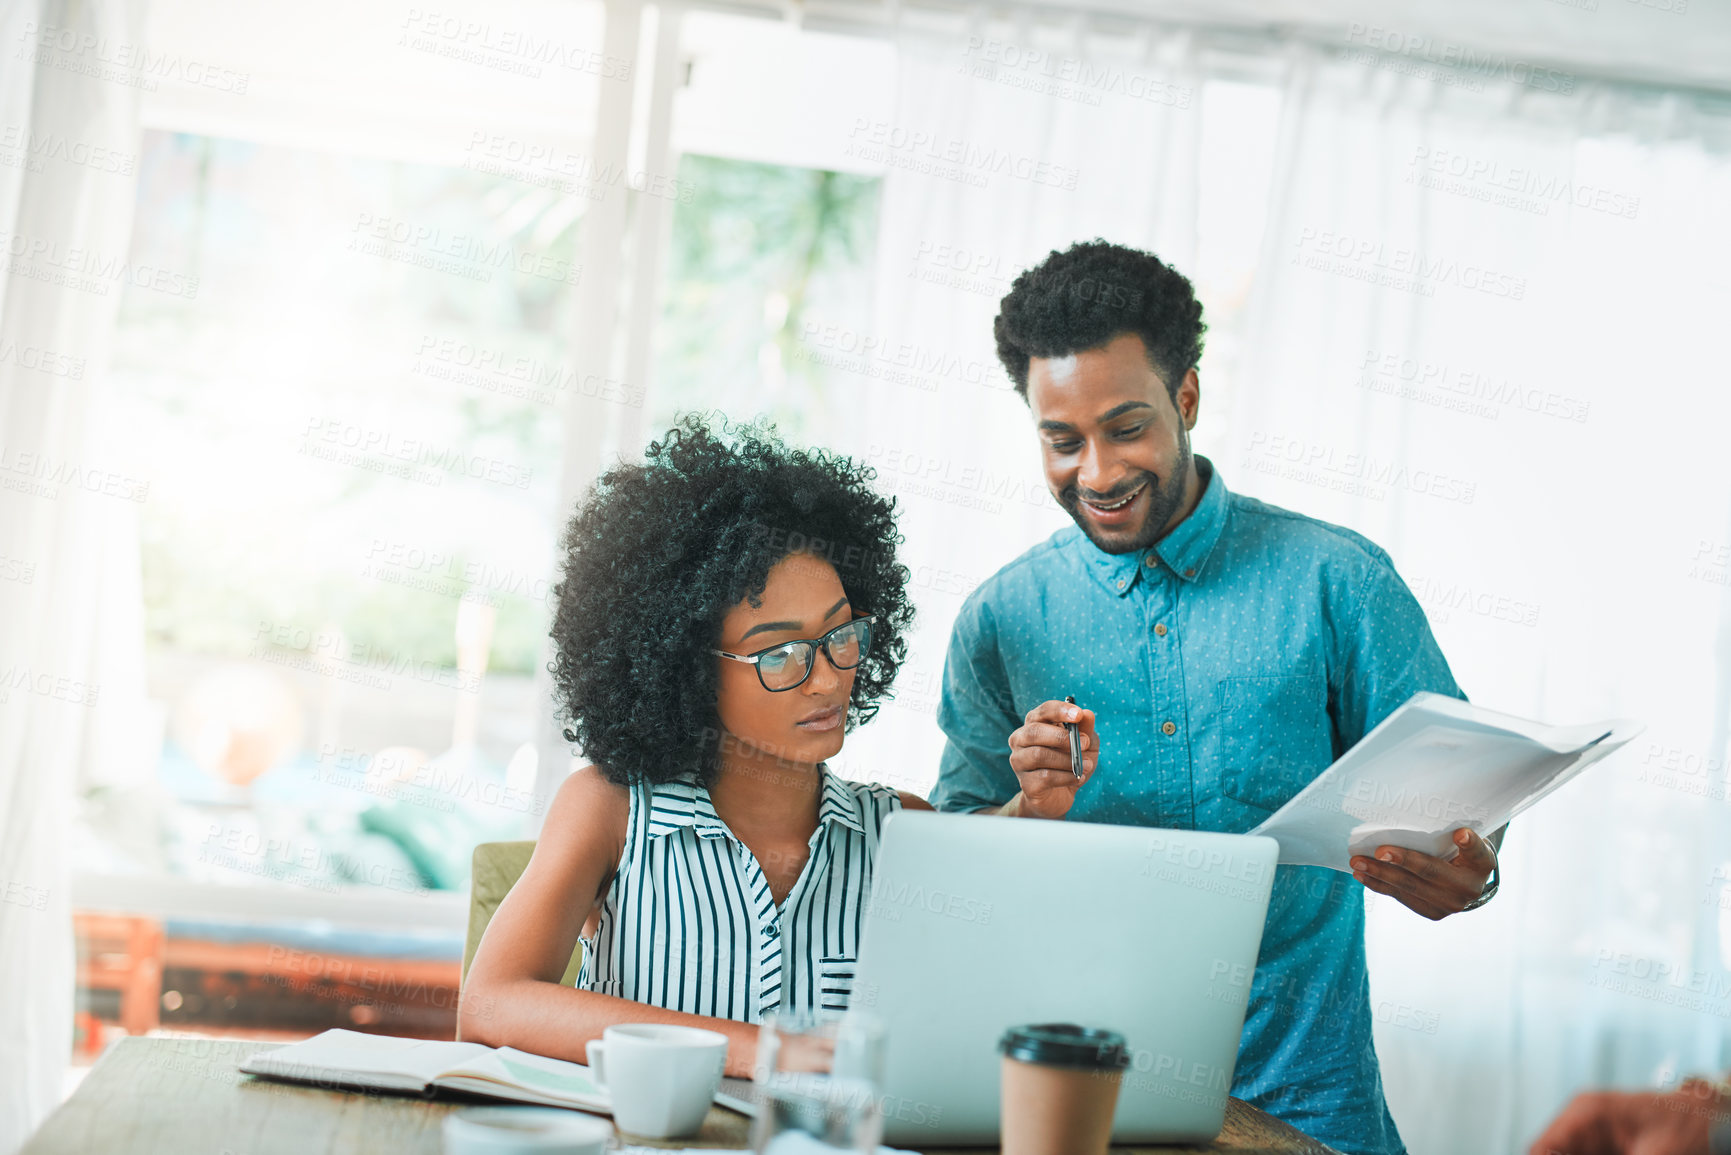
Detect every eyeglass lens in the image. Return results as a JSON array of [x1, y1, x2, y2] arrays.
[[757, 619, 872, 690]]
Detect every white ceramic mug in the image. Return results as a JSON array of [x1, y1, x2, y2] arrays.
[[585, 1023, 728, 1139]]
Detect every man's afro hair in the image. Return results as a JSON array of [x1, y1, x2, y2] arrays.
[[994, 239, 1207, 398]]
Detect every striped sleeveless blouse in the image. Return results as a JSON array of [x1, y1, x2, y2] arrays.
[[576, 765, 901, 1023]]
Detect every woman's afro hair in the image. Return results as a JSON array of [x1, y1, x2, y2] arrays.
[[993, 239, 1207, 398], [548, 412, 913, 787]]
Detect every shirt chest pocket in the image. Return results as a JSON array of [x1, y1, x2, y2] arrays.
[[1216, 674, 1335, 813], [816, 955, 857, 1013]]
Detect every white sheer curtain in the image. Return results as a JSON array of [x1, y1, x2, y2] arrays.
[[826, 14, 1204, 792], [1229, 45, 1731, 1155], [0, 1, 149, 1149], [834, 13, 1731, 1154]]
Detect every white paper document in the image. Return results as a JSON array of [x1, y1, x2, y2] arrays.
[[1248, 692, 1643, 871]]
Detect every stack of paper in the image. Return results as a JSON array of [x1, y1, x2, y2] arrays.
[[1249, 692, 1642, 871]]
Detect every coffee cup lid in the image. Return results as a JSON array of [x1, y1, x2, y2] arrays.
[[998, 1023, 1128, 1070]]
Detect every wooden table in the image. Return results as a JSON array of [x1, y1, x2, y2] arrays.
[[24, 1037, 1340, 1154]]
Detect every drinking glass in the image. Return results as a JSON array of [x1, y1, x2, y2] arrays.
[[749, 1009, 886, 1153]]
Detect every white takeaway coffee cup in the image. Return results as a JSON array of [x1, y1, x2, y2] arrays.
[[585, 1023, 728, 1139]]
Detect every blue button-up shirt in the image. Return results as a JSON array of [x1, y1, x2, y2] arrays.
[[930, 456, 1461, 1155]]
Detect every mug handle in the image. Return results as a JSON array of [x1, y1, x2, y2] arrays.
[[584, 1039, 607, 1087]]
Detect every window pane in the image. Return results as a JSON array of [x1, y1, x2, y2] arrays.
[[652, 153, 881, 443], [105, 130, 582, 896]]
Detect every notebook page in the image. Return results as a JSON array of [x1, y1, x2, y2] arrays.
[[436, 1047, 609, 1109], [241, 1028, 491, 1086]]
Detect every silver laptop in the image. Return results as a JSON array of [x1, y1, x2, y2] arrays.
[[853, 810, 1277, 1146]]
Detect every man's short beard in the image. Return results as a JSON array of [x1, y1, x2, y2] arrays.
[[1063, 422, 1193, 556]]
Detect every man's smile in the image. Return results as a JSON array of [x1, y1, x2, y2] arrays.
[[1078, 480, 1149, 526]]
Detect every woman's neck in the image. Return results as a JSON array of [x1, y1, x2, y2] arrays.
[[708, 739, 823, 841]]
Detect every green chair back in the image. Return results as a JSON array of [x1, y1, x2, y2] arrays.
[[464, 841, 584, 987]]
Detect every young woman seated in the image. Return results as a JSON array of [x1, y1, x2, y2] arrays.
[[459, 415, 935, 1076]]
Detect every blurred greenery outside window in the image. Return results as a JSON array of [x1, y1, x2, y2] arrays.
[[651, 154, 880, 442], [99, 134, 880, 894]]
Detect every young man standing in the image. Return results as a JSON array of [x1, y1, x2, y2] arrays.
[[931, 240, 1502, 1155]]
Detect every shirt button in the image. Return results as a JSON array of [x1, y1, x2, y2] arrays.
[[1161, 721, 1177, 736], [1154, 623, 1167, 637], [1184, 568, 1195, 577], [764, 922, 780, 938], [1143, 555, 1157, 568], [1115, 579, 1126, 590]]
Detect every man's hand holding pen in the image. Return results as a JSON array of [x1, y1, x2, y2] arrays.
[[999, 699, 1097, 820]]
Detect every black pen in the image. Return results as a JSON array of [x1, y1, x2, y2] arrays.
[[1063, 695, 1083, 779]]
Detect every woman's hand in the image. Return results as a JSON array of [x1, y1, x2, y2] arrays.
[[1528, 1079, 1730, 1155]]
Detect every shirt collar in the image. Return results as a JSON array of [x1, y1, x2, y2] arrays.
[[644, 777, 732, 840], [646, 763, 865, 840], [1083, 455, 1229, 598], [815, 767, 868, 836]]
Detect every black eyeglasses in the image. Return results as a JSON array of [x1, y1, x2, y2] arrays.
[[712, 615, 877, 692]]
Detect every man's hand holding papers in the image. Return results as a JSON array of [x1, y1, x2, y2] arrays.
[[1349, 826, 1499, 921], [1250, 692, 1642, 921]]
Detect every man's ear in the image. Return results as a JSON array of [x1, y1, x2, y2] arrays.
[[1175, 367, 1201, 429]]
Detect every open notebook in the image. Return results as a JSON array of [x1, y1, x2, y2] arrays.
[[240, 1030, 764, 1116], [238, 1030, 616, 1111]]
